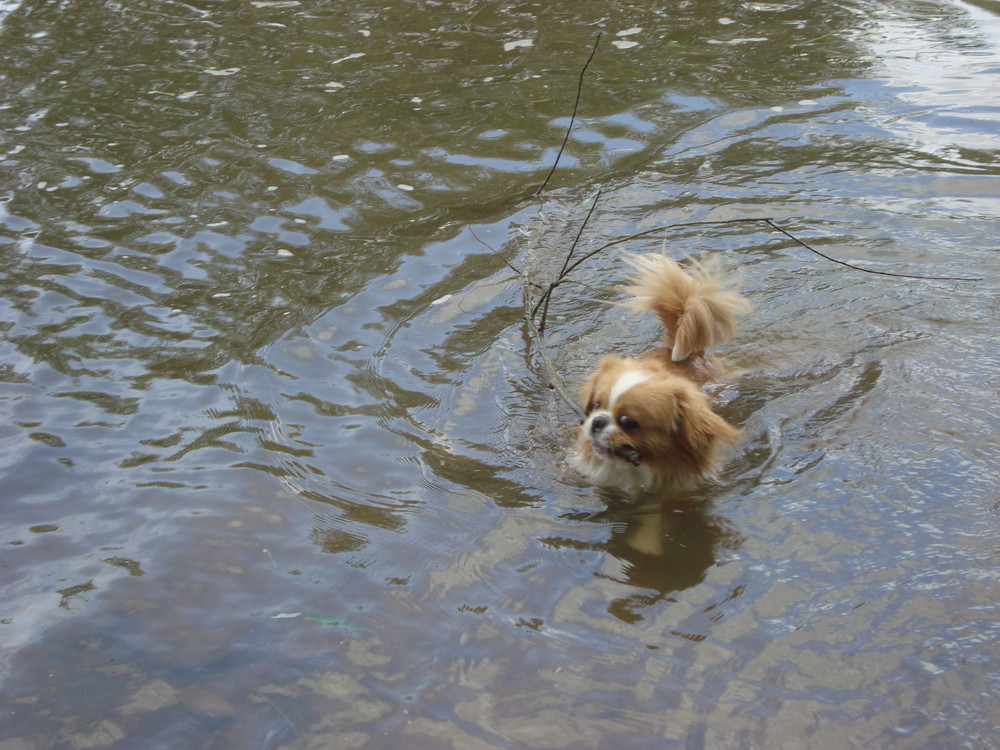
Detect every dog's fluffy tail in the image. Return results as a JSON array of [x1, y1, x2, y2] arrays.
[[621, 254, 750, 362]]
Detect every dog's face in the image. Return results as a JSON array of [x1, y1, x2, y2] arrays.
[[572, 356, 739, 492]]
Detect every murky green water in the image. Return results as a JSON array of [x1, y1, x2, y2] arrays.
[[2, 0, 999, 747]]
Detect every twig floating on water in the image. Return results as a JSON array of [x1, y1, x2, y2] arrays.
[[528, 210, 981, 354], [673, 218, 983, 282], [534, 190, 603, 334], [469, 227, 526, 278], [558, 190, 603, 279], [535, 32, 602, 195]]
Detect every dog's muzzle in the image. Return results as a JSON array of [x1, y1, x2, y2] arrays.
[[587, 414, 642, 467]]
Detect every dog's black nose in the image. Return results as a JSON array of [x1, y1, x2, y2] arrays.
[[590, 414, 609, 434]]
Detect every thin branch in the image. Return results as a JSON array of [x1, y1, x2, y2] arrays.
[[533, 190, 603, 334], [758, 219, 981, 281], [534, 32, 602, 196], [529, 282, 555, 331], [525, 317, 585, 419], [560, 217, 982, 282], [535, 214, 981, 328], [558, 190, 602, 278], [673, 218, 982, 281], [514, 32, 979, 423], [469, 227, 527, 279], [522, 211, 980, 410], [562, 222, 666, 279]]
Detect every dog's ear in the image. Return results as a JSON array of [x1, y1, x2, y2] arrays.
[[674, 387, 740, 469]]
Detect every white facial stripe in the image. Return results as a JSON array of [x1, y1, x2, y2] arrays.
[[608, 370, 649, 409]]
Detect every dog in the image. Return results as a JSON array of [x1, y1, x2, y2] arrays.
[[570, 254, 749, 494]]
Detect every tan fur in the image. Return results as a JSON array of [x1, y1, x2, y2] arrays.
[[620, 255, 750, 361], [571, 255, 748, 494]]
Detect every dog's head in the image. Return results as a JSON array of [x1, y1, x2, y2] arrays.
[[572, 356, 739, 492]]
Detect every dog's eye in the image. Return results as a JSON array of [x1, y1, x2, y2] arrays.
[[589, 400, 602, 413], [618, 414, 640, 430]]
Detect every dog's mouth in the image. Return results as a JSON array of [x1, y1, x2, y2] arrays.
[[591, 440, 642, 467], [616, 445, 642, 467]]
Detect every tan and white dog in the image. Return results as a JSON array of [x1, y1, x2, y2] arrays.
[[571, 255, 749, 494]]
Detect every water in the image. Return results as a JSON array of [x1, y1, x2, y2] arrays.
[[2, 0, 999, 747]]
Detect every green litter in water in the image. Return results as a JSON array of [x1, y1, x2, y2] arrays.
[[272, 611, 360, 631]]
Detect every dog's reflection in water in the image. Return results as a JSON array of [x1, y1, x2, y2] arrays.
[[588, 497, 741, 624]]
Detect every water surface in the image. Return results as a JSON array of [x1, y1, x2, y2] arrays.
[[1, 0, 999, 748]]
